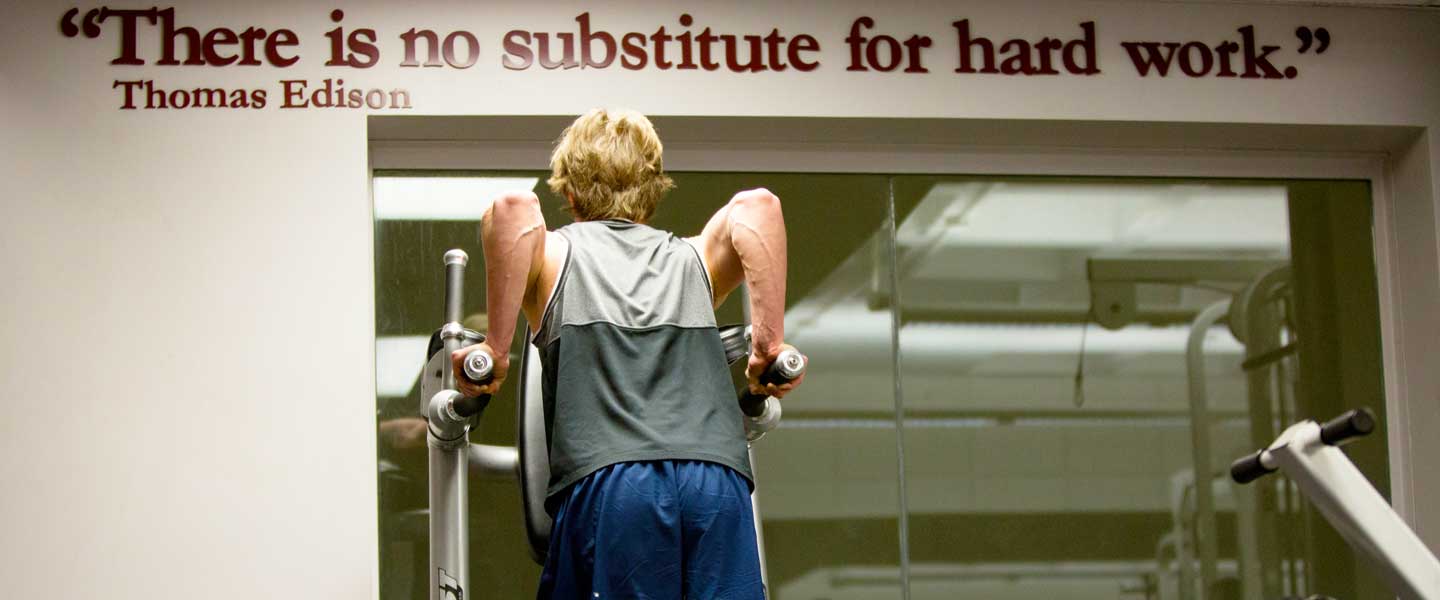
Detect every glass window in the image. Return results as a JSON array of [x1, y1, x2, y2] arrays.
[[373, 171, 904, 600], [373, 170, 1388, 600], [890, 177, 1388, 600]]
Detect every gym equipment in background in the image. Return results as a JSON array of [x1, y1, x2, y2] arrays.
[[1232, 409, 1440, 600], [418, 248, 804, 600], [1090, 257, 1293, 600]]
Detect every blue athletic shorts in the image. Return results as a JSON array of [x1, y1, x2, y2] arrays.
[[537, 460, 765, 600]]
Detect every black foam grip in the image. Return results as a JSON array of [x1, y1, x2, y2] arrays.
[[452, 394, 490, 418], [739, 358, 798, 416], [1230, 450, 1275, 484], [739, 393, 768, 417], [1320, 408, 1375, 446]]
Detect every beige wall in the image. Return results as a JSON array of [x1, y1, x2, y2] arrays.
[[3, 1, 1439, 598]]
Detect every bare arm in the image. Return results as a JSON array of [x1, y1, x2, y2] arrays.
[[451, 190, 547, 397], [689, 188, 804, 398]]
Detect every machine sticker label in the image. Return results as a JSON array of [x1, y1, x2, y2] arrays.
[[437, 568, 464, 600]]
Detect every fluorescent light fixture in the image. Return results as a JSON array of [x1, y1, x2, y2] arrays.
[[376, 335, 431, 397], [373, 176, 539, 221], [899, 320, 1245, 355], [900, 182, 1290, 249]]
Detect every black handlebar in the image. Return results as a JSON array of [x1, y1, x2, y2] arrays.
[[739, 349, 805, 417], [453, 394, 489, 419], [1320, 408, 1375, 446], [1231, 407, 1376, 484], [1230, 450, 1275, 484]]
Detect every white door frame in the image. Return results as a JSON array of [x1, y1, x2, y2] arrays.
[[368, 116, 1429, 538]]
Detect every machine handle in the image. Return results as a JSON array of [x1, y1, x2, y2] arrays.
[[1319, 407, 1375, 446], [1230, 449, 1276, 484], [454, 348, 495, 418], [443, 249, 468, 324], [739, 348, 805, 417]]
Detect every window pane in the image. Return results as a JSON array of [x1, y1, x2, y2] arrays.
[[373, 171, 904, 600], [890, 176, 1388, 600]]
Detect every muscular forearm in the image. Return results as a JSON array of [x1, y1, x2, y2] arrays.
[[727, 190, 788, 355], [481, 191, 545, 350]]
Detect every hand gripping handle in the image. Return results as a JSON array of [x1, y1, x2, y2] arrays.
[[739, 348, 805, 416], [453, 348, 494, 418]]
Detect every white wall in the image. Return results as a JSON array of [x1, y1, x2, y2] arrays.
[[3, 1, 1439, 598]]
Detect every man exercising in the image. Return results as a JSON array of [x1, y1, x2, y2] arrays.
[[451, 108, 803, 600]]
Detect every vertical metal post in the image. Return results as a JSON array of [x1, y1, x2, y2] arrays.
[[1231, 479, 1263, 600], [428, 438, 469, 600], [737, 284, 771, 591], [430, 249, 471, 600], [1186, 299, 1230, 597], [1242, 268, 1291, 600]]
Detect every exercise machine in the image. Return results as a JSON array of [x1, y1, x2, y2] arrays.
[[1090, 256, 1294, 600], [1232, 408, 1440, 600], [419, 248, 803, 600]]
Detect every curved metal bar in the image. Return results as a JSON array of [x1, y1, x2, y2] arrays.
[[467, 444, 519, 479], [1239, 266, 1292, 599], [1187, 299, 1231, 596]]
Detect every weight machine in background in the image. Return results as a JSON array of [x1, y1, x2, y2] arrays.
[[1087, 221, 1408, 600]]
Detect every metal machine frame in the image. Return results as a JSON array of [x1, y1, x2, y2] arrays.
[[419, 248, 798, 600], [1232, 410, 1440, 599], [1088, 257, 1294, 599]]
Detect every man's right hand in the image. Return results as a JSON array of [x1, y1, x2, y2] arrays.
[[451, 341, 508, 398], [746, 343, 806, 399]]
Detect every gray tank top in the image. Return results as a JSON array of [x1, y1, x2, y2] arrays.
[[531, 220, 752, 502]]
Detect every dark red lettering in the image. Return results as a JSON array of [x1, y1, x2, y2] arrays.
[[536, 33, 577, 69], [763, 29, 787, 71], [280, 79, 307, 108], [1178, 41, 1213, 76], [846, 17, 873, 71], [400, 28, 443, 67], [620, 32, 647, 70], [577, 13, 616, 68], [868, 35, 902, 72], [101, 7, 159, 65], [502, 30, 534, 70], [203, 28, 239, 66], [266, 29, 299, 67], [953, 20, 996, 74], [113, 79, 143, 109], [696, 28, 719, 70], [1033, 38, 1061, 75], [1238, 25, 1283, 79], [902, 35, 931, 73], [1215, 40, 1240, 77], [442, 31, 479, 69], [1121, 41, 1180, 76], [237, 28, 266, 66], [721, 35, 764, 72], [650, 27, 673, 69], [158, 8, 201, 65], [1063, 22, 1099, 75], [788, 35, 819, 72], [998, 39, 1033, 75]]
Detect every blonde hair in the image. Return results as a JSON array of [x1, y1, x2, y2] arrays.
[[548, 108, 674, 223]]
